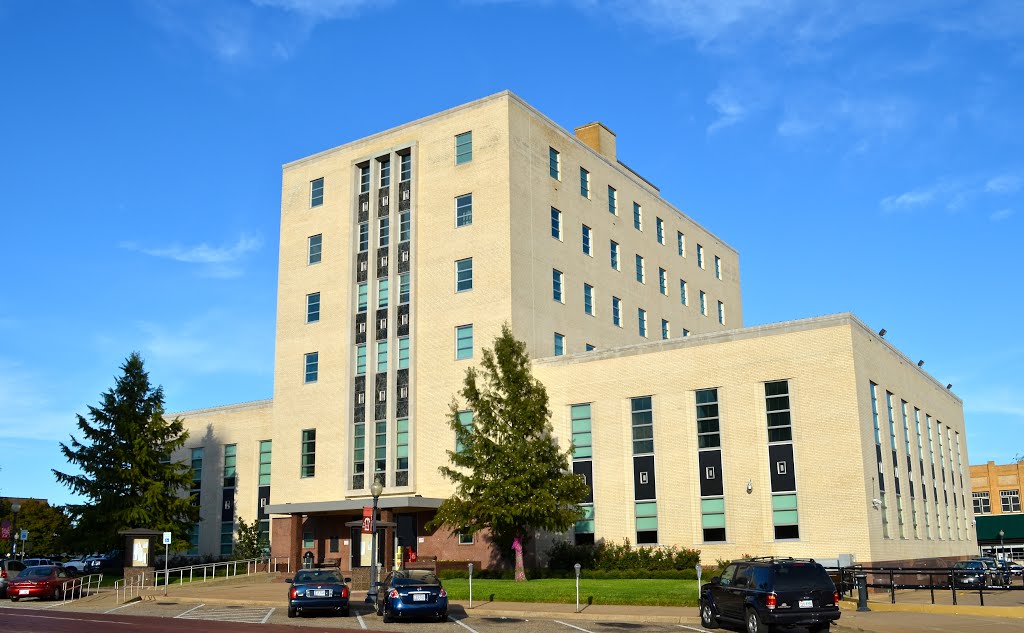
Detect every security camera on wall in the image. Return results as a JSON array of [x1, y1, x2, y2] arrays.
[[871, 498, 882, 509]]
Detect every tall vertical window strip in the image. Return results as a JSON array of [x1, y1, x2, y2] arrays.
[[399, 273, 410, 304], [376, 341, 388, 373], [400, 153, 411, 182], [455, 258, 473, 292], [301, 429, 316, 478], [399, 211, 411, 242], [886, 391, 905, 539], [631, 396, 657, 544], [304, 352, 318, 384], [571, 404, 592, 459], [359, 223, 369, 252], [378, 216, 390, 248], [582, 225, 592, 256], [359, 165, 370, 193], [310, 177, 324, 207], [356, 344, 366, 375], [717, 301, 725, 325], [610, 241, 620, 270], [395, 418, 409, 485], [549, 147, 560, 179], [638, 308, 648, 337], [765, 380, 799, 539], [661, 319, 670, 340], [308, 234, 322, 265], [455, 131, 473, 164], [635, 254, 645, 283], [697, 388, 724, 542], [455, 411, 473, 453], [872, 384, 889, 537], [612, 296, 621, 327], [608, 186, 617, 215], [190, 447, 203, 497], [378, 278, 389, 308], [552, 269, 564, 302], [374, 421, 387, 482], [456, 194, 472, 227], [379, 158, 390, 188], [258, 440, 272, 485], [633, 202, 643, 230], [584, 284, 594, 316], [455, 325, 473, 359], [580, 167, 590, 198], [306, 292, 320, 323], [554, 333, 565, 356], [358, 283, 368, 312], [551, 207, 562, 240], [902, 402, 916, 539], [398, 336, 410, 370], [353, 423, 365, 488], [765, 380, 792, 442]]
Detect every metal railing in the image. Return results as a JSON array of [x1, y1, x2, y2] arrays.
[[60, 573, 103, 603], [114, 572, 147, 603], [828, 566, 1024, 607], [152, 556, 290, 588]]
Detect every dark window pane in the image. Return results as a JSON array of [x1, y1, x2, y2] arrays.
[[765, 381, 789, 397], [774, 524, 800, 540], [766, 395, 790, 411], [703, 527, 726, 542], [768, 427, 793, 442], [636, 530, 658, 544]]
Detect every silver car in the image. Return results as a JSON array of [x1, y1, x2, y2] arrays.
[[0, 559, 27, 597]]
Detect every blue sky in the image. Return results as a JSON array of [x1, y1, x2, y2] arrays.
[[1, 0, 1021, 507]]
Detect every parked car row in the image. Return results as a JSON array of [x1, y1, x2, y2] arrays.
[[284, 568, 449, 623], [952, 556, 1020, 588]]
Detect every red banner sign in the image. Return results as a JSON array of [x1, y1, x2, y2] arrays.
[[361, 507, 373, 534]]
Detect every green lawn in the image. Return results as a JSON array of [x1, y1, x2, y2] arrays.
[[441, 578, 699, 607]]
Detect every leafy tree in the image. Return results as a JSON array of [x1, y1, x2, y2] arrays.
[[429, 324, 589, 581], [54, 352, 199, 552], [0, 499, 73, 556], [234, 516, 269, 560]]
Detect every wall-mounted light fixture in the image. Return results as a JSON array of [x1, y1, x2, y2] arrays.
[[871, 498, 882, 509], [946, 384, 953, 390], [917, 360, 924, 367], [878, 328, 887, 337], [746, 479, 753, 494]]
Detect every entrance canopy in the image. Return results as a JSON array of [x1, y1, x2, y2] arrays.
[[977, 514, 1024, 543], [264, 496, 444, 516]]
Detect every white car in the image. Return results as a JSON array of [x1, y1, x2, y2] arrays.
[[62, 556, 92, 572]]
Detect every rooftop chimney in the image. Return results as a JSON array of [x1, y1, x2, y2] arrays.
[[574, 122, 616, 162]]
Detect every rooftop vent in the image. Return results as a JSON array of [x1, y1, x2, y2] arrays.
[[574, 122, 616, 162]]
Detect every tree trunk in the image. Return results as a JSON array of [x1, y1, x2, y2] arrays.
[[512, 535, 526, 582]]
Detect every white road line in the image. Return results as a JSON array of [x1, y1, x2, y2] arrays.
[[451, 616, 482, 633], [104, 601, 141, 614], [261, 607, 276, 624], [554, 620, 596, 633], [675, 625, 708, 632], [356, 610, 368, 629], [174, 603, 205, 618], [2, 612, 133, 626]]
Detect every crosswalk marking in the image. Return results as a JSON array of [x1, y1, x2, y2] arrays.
[[173, 604, 274, 624]]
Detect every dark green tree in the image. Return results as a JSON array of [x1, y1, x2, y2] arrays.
[[234, 516, 269, 560], [0, 499, 72, 556], [54, 352, 198, 552], [429, 324, 589, 581]]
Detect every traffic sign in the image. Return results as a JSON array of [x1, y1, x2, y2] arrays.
[[163, 531, 172, 545]]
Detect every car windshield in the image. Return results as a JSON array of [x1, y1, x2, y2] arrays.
[[772, 564, 833, 591], [391, 570, 440, 586], [22, 566, 56, 578], [294, 570, 342, 583]]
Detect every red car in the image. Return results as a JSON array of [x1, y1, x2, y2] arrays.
[[7, 565, 73, 601]]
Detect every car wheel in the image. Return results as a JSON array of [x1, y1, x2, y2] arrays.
[[10, 597, 19, 602], [382, 604, 392, 623], [808, 624, 830, 633], [287, 607, 296, 618], [700, 600, 718, 629], [341, 606, 350, 617], [376, 600, 384, 616], [438, 611, 448, 622], [745, 608, 764, 633]]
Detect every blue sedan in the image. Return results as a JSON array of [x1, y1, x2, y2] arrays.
[[286, 569, 351, 617], [374, 569, 449, 623]]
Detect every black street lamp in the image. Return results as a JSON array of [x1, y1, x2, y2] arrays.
[[365, 477, 384, 604], [10, 502, 21, 559], [1000, 529, 1005, 561]]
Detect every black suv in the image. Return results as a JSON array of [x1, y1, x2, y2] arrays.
[[699, 557, 840, 633]]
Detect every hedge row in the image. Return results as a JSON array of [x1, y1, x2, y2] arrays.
[[546, 539, 701, 572], [438, 568, 698, 581]]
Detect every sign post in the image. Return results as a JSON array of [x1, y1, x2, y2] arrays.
[[574, 563, 582, 613], [162, 532, 172, 595], [20, 530, 28, 559], [468, 563, 473, 609]]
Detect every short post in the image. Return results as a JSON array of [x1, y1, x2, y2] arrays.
[[696, 563, 703, 588], [162, 531, 172, 596], [574, 563, 581, 613], [889, 569, 895, 604], [468, 562, 474, 609], [856, 574, 870, 611]]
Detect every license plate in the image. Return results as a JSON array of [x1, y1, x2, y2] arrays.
[[413, 593, 427, 602], [798, 599, 813, 608], [311, 589, 331, 597], [19, 589, 29, 595]]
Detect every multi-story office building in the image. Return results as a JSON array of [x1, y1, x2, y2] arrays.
[[970, 460, 1024, 560], [172, 91, 976, 573]]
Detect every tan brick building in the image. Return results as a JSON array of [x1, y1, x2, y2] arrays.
[[171, 92, 976, 573], [970, 461, 1024, 560]]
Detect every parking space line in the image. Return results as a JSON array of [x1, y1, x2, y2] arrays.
[[674, 625, 707, 632], [104, 601, 141, 614], [261, 607, 275, 624], [356, 610, 368, 629], [451, 616, 482, 633], [174, 603, 205, 618], [554, 620, 596, 633]]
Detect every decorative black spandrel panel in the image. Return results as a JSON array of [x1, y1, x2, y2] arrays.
[[374, 372, 387, 419], [354, 394, 365, 424], [633, 455, 657, 501], [398, 242, 410, 274], [396, 471, 408, 487], [396, 368, 409, 417], [375, 309, 388, 340], [352, 474, 364, 490], [378, 190, 390, 216], [397, 305, 410, 337], [698, 450, 723, 497], [257, 486, 270, 521], [377, 248, 389, 278], [358, 193, 370, 222], [396, 399, 408, 418], [355, 313, 367, 345], [398, 181, 411, 210], [768, 443, 796, 492], [221, 488, 235, 522], [355, 375, 365, 392], [357, 252, 368, 283], [396, 368, 409, 389]]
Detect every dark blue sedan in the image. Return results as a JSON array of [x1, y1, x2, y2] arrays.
[[286, 569, 351, 617], [374, 569, 449, 623]]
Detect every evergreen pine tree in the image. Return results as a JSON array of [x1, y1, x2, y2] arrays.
[[430, 324, 588, 581], [54, 352, 198, 552]]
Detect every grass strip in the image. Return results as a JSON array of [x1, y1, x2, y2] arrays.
[[441, 578, 699, 607]]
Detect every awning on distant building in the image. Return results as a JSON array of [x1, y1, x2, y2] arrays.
[[265, 496, 444, 516], [976, 514, 1024, 542]]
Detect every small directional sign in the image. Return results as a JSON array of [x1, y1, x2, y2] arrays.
[[163, 531, 172, 545]]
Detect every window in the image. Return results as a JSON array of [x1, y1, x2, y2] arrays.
[[608, 186, 617, 215], [772, 493, 800, 540], [304, 352, 318, 383], [551, 207, 562, 240], [585, 344, 595, 352], [715, 256, 722, 280], [583, 283, 594, 316], [582, 225, 592, 256], [455, 325, 473, 360], [356, 344, 366, 376], [310, 177, 324, 207], [580, 167, 590, 198], [379, 157, 390, 188], [306, 292, 320, 323], [400, 153, 412, 182], [699, 291, 708, 316], [631, 396, 654, 454], [612, 296, 622, 327], [633, 202, 643, 231], [378, 217, 390, 248], [456, 194, 472, 227], [973, 492, 991, 515], [658, 268, 667, 295], [358, 223, 369, 252], [554, 333, 565, 356], [661, 319, 670, 340], [376, 341, 388, 373], [765, 380, 793, 443], [549, 147, 561, 179], [399, 273, 410, 304], [378, 278, 389, 308], [374, 420, 386, 481], [308, 234, 322, 265], [396, 418, 409, 483], [552, 269, 564, 302], [455, 131, 473, 164], [357, 283, 368, 313], [696, 388, 721, 449], [455, 410, 473, 453], [1002, 490, 1022, 513], [398, 336, 409, 370], [359, 164, 370, 193], [455, 258, 473, 292], [258, 440, 272, 486], [718, 301, 726, 325], [458, 532, 474, 545], [399, 211, 411, 242], [635, 254, 645, 283], [221, 521, 234, 556], [656, 218, 665, 245], [701, 498, 726, 543], [638, 308, 648, 337], [302, 530, 314, 549], [683, 328, 690, 337], [680, 279, 688, 305], [677, 231, 686, 257], [223, 444, 236, 485], [301, 429, 316, 478], [697, 244, 705, 268], [610, 241, 620, 270]]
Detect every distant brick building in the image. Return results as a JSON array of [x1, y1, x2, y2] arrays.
[[971, 460, 1024, 561]]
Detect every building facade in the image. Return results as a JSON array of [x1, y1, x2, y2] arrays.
[[970, 460, 1024, 561], [171, 92, 976, 573]]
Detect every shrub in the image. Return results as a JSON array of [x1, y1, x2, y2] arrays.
[[547, 539, 701, 574]]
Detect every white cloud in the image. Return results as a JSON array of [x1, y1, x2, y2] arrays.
[[880, 188, 937, 212], [0, 359, 81, 442], [121, 234, 262, 278], [133, 309, 274, 377], [881, 170, 1023, 214], [990, 208, 1015, 222], [250, 0, 387, 19], [985, 174, 1022, 194]]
